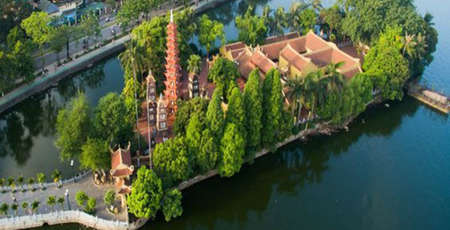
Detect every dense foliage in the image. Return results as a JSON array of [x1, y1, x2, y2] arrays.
[[153, 136, 192, 188], [127, 167, 163, 218], [56, 93, 134, 170], [235, 7, 268, 46], [162, 189, 183, 222]]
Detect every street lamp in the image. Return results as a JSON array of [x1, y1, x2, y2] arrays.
[[65, 189, 71, 210]]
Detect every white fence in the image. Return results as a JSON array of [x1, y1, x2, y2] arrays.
[[0, 210, 131, 230], [0, 171, 90, 193]]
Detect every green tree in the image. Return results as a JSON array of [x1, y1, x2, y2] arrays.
[[198, 128, 219, 172], [219, 123, 245, 177], [206, 88, 225, 140], [80, 138, 110, 172], [153, 137, 191, 187], [226, 87, 247, 149], [187, 54, 202, 75], [0, 0, 33, 43], [285, 74, 303, 124], [198, 14, 225, 58], [261, 69, 283, 146], [320, 5, 343, 41], [31, 201, 39, 214], [186, 112, 203, 168], [22, 202, 29, 214], [57, 197, 65, 210], [162, 189, 183, 222], [80, 13, 101, 48], [47, 196, 56, 211], [36, 173, 45, 186], [0, 203, 8, 216], [173, 98, 208, 136], [104, 190, 116, 207], [11, 203, 18, 216], [51, 169, 61, 183], [298, 8, 317, 34], [364, 26, 410, 100], [55, 93, 92, 161], [48, 28, 66, 65], [21, 12, 52, 72], [127, 166, 163, 219], [207, 57, 240, 101], [85, 197, 96, 214], [75, 191, 88, 208], [94, 93, 133, 145], [243, 70, 263, 156], [119, 41, 146, 145], [235, 7, 268, 46], [272, 7, 288, 36]]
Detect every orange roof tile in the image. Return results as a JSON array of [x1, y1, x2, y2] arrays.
[[111, 147, 132, 170]]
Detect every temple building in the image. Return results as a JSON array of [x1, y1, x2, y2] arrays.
[[156, 93, 168, 133], [110, 143, 134, 207], [163, 9, 182, 115], [188, 73, 200, 98], [222, 31, 362, 79]]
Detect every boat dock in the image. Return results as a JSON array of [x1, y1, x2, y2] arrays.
[[407, 83, 449, 114]]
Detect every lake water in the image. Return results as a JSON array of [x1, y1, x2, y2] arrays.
[[1, 0, 449, 229]]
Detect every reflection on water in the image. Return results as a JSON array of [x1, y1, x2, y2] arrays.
[[0, 57, 123, 178]]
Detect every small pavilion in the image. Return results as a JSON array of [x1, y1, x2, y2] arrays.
[[110, 143, 134, 207]]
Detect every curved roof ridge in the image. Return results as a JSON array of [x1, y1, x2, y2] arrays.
[[306, 31, 362, 67]]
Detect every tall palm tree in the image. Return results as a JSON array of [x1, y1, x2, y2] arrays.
[[286, 75, 304, 124], [302, 71, 321, 129], [289, 1, 308, 33], [273, 7, 288, 36], [324, 62, 345, 92], [187, 54, 201, 76], [119, 40, 146, 150], [401, 33, 418, 58], [310, 0, 323, 12]]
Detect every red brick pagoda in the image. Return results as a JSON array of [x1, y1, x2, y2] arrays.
[[163, 10, 181, 115]]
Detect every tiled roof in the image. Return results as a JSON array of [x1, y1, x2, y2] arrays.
[[280, 44, 311, 71], [111, 168, 133, 177], [250, 49, 276, 74], [225, 31, 362, 79], [111, 147, 132, 170]]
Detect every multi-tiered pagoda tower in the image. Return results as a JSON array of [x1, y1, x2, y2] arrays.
[[163, 10, 181, 115]]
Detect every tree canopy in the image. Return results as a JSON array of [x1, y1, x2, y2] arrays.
[[162, 189, 183, 222], [219, 123, 245, 177], [243, 70, 263, 156], [235, 7, 268, 46], [55, 93, 92, 161], [127, 166, 163, 219], [153, 137, 192, 188], [198, 14, 225, 57]]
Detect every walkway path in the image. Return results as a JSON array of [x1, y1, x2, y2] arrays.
[[0, 173, 127, 222]]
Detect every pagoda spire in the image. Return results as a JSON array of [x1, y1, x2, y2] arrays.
[[163, 9, 181, 114]]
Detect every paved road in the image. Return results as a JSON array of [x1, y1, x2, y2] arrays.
[[34, 16, 121, 69]]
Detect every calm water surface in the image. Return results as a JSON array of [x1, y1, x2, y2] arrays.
[[2, 0, 450, 229]]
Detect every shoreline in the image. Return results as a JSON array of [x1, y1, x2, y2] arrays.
[[0, 115, 354, 230]]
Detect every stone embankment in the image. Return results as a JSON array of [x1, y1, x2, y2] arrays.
[[0, 210, 132, 230]]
